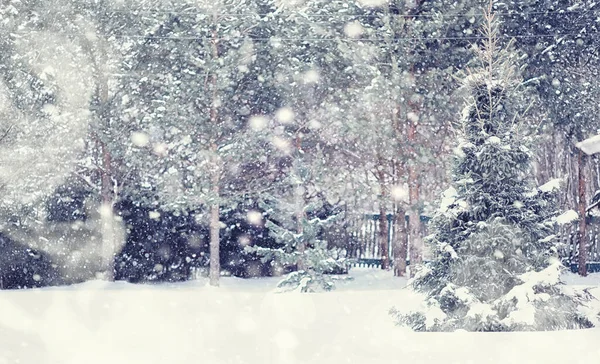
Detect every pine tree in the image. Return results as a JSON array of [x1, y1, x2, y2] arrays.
[[247, 190, 349, 293], [238, 0, 363, 292], [502, 1, 600, 276], [114, 0, 282, 286], [391, 9, 598, 332], [328, 0, 485, 275]]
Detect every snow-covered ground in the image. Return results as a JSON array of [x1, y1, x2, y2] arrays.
[[1, 268, 600, 364]]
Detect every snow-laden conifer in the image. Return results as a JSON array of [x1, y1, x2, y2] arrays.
[[391, 7, 599, 332]]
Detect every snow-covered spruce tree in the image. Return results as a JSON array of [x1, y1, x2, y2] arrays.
[[391, 10, 598, 332], [246, 141, 351, 293], [246, 191, 349, 293], [237, 0, 362, 292]]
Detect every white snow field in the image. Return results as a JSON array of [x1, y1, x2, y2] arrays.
[[1, 268, 599, 364]]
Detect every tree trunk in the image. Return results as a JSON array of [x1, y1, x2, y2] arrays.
[[208, 24, 222, 287], [376, 157, 390, 270], [393, 208, 408, 276], [296, 190, 306, 271], [85, 33, 116, 281], [100, 140, 112, 203], [209, 197, 221, 286], [578, 149, 588, 277], [407, 121, 422, 277], [294, 129, 307, 271], [209, 152, 221, 286], [378, 206, 389, 270], [98, 139, 115, 281], [408, 210, 421, 277]]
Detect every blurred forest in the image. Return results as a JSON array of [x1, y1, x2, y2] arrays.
[[0, 0, 598, 288]]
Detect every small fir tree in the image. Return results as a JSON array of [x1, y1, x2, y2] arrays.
[[391, 9, 598, 332], [252, 213, 347, 293], [246, 182, 350, 293]]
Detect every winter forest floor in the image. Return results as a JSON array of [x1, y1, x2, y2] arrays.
[[1, 269, 600, 364]]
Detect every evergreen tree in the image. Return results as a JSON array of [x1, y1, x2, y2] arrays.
[[391, 10, 598, 332], [503, 1, 600, 276], [247, 190, 349, 293], [115, 0, 282, 286], [501, 0, 600, 141], [238, 0, 364, 292]]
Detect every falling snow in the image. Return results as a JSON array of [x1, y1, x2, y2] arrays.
[[0, 0, 599, 361]]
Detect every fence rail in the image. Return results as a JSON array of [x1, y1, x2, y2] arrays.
[[344, 214, 429, 267], [343, 214, 600, 271], [559, 216, 600, 262]]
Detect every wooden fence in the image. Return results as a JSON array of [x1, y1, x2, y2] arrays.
[[343, 213, 600, 272], [344, 214, 430, 267], [558, 216, 600, 273]]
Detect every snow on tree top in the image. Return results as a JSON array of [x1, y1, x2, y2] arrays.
[[466, 302, 496, 320], [131, 131, 150, 147], [356, 0, 388, 7], [438, 186, 458, 212], [486, 136, 502, 144], [576, 134, 600, 155], [462, 73, 507, 90], [440, 243, 458, 259], [555, 210, 579, 225], [539, 178, 562, 193], [453, 141, 475, 158]]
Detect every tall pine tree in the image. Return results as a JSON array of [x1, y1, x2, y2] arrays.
[[115, 0, 282, 286], [392, 9, 598, 332]]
